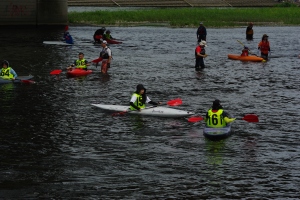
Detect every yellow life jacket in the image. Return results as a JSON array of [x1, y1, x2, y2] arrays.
[[0, 67, 14, 79], [130, 93, 145, 110], [206, 109, 227, 128], [75, 59, 87, 69]]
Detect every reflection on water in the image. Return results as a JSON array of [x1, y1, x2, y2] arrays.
[[0, 26, 300, 198]]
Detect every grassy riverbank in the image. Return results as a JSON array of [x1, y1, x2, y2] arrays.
[[68, 7, 300, 27]]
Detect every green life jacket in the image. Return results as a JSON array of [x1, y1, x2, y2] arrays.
[[130, 93, 145, 110], [75, 59, 87, 69], [0, 67, 14, 79], [206, 109, 227, 128]]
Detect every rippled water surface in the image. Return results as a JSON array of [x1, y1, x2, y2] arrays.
[[0, 26, 300, 199]]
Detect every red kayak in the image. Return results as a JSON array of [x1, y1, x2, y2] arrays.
[[107, 39, 122, 44], [67, 68, 92, 77]]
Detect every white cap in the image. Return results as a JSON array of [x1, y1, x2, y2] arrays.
[[102, 40, 107, 44]]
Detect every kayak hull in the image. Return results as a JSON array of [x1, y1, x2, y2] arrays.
[[203, 125, 231, 140], [67, 69, 92, 77], [228, 54, 264, 62], [91, 104, 194, 118], [0, 75, 34, 84], [107, 39, 122, 44]]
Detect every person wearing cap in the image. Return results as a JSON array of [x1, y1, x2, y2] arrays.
[[205, 99, 236, 128], [0, 60, 18, 80], [99, 40, 112, 74], [246, 22, 254, 40], [196, 22, 207, 42], [66, 52, 90, 71], [241, 46, 249, 56], [130, 84, 161, 111], [103, 30, 115, 40], [258, 34, 270, 60], [93, 27, 106, 43], [195, 40, 208, 71]]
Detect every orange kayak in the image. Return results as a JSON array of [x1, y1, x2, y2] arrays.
[[228, 54, 264, 62]]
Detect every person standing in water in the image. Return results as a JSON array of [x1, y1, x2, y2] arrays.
[[246, 22, 254, 40], [258, 34, 271, 60], [195, 40, 208, 71]]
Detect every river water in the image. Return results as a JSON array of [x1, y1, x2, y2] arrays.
[[0, 25, 300, 199]]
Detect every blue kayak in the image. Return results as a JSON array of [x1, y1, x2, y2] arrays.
[[203, 125, 231, 140], [0, 75, 34, 84]]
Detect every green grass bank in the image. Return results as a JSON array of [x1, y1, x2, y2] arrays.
[[68, 7, 300, 27]]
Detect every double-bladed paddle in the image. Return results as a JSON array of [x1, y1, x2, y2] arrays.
[[188, 114, 259, 123], [50, 58, 103, 75], [112, 98, 183, 116]]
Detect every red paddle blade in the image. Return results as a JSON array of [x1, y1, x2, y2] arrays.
[[112, 111, 127, 116], [167, 98, 182, 106], [188, 116, 204, 123], [21, 80, 35, 84], [50, 69, 62, 75], [242, 114, 259, 123], [92, 58, 103, 63]]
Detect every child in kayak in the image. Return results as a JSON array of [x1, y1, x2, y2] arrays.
[[241, 46, 249, 56], [67, 52, 89, 71], [130, 84, 161, 111], [205, 99, 236, 128], [0, 60, 18, 80], [103, 30, 115, 40]]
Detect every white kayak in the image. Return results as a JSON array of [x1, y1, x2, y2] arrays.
[[43, 41, 100, 46], [91, 104, 195, 118]]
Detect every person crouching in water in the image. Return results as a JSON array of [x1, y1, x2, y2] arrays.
[[205, 99, 236, 128], [195, 40, 208, 71], [67, 52, 89, 71], [0, 60, 18, 80], [241, 46, 249, 56], [130, 84, 161, 111], [99, 40, 112, 74]]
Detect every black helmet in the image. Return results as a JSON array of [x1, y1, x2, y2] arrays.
[[2, 60, 9, 67], [136, 84, 145, 92], [106, 30, 111, 33], [212, 99, 222, 110]]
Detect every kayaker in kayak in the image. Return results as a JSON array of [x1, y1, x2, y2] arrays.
[[196, 22, 207, 42], [258, 34, 270, 60], [103, 30, 115, 40], [93, 27, 106, 43], [246, 22, 254, 40], [63, 26, 73, 44], [195, 40, 208, 71], [99, 40, 112, 74], [241, 46, 249, 56], [0, 60, 18, 80], [130, 84, 161, 111], [67, 52, 90, 71], [205, 99, 235, 128]]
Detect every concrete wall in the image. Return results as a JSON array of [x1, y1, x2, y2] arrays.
[[0, 0, 67, 26]]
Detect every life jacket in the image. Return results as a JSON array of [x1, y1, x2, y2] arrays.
[[75, 59, 87, 69], [104, 33, 111, 40], [206, 109, 227, 128], [246, 28, 253, 35], [195, 46, 205, 58], [130, 93, 145, 110], [197, 26, 206, 35], [100, 47, 111, 59], [0, 67, 14, 79], [241, 49, 249, 56], [258, 41, 270, 54]]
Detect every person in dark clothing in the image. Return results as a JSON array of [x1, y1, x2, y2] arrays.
[[129, 84, 161, 111], [246, 22, 254, 40], [195, 40, 208, 71], [93, 27, 106, 43], [196, 22, 207, 42]]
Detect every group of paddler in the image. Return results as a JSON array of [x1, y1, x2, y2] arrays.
[[194, 22, 271, 71], [61, 26, 113, 74]]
